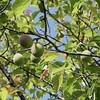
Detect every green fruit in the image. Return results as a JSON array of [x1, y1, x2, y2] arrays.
[[81, 50, 91, 62], [30, 54, 40, 63], [31, 43, 44, 57], [19, 34, 33, 48], [13, 53, 24, 66]]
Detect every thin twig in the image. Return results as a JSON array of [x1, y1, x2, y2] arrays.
[[1, 26, 100, 58], [34, 85, 64, 100], [20, 67, 53, 87], [40, 0, 47, 38], [0, 55, 53, 87], [46, 9, 80, 41], [77, 14, 81, 39], [0, 0, 11, 14], [79, 16, 94, 36], [0, 64, 26, 100]]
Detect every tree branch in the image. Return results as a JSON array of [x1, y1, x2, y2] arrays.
[[1, 26, 100, 58], [0, 0, 11, 14], [79, 16, 94, 36], [20, 67, 53, 87], [0, 64, 26, 100], [46, 9, 80, 42], [0, 55, 53, 87], [34, 85, 64, 100], [40, 0, 47, 38]]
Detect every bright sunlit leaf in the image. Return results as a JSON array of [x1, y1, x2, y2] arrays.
[[52, 74, 63, 92], [44, 51, 59, 61], [12, 0, 31, 18], [0, 88, 8, 100]]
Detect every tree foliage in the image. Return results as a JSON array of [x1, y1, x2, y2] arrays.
[[0, 0, 100, 100]]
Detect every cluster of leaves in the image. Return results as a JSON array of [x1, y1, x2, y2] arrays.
[[0, 0, 100, 100]]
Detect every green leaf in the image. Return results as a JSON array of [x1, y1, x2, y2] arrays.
[[84, 30, 93, 37], [41, 20, 45, 28], [38, 2, 44, 13], [52, 74, 63, 92], [90, 35, 100, 46], [63, 74, 77, 96], [64, 78, 75, 94], [32, 11, 40, 20], [85, 64, 100, 74], [71, 0, 82, 14], [11, 68, 24, 75], [73, 90, 85, 98], [65, 42, 77, 51], [87, 84, 95, 96], [52, 63, 66, 74], [13, 96, 19, 100], [36, 90, 44, 98], [0, 88, 8, 100], [12, 0, 31, 18], [0, 13, 8, 27], [44, 51, 59, 61], [95, 0, 100, 8], [64, 90, 71, 100], [96, 88, 100, 99], [27, 81, 33, 90], [31, 0, 38, 8]]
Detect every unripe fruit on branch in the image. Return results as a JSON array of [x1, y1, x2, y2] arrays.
[[31, 43, 44, 57], [19, 34, 33, 48], [81, 50, 91, 62], [30, 54, 40, 63], [13, 53, 24, 66]]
